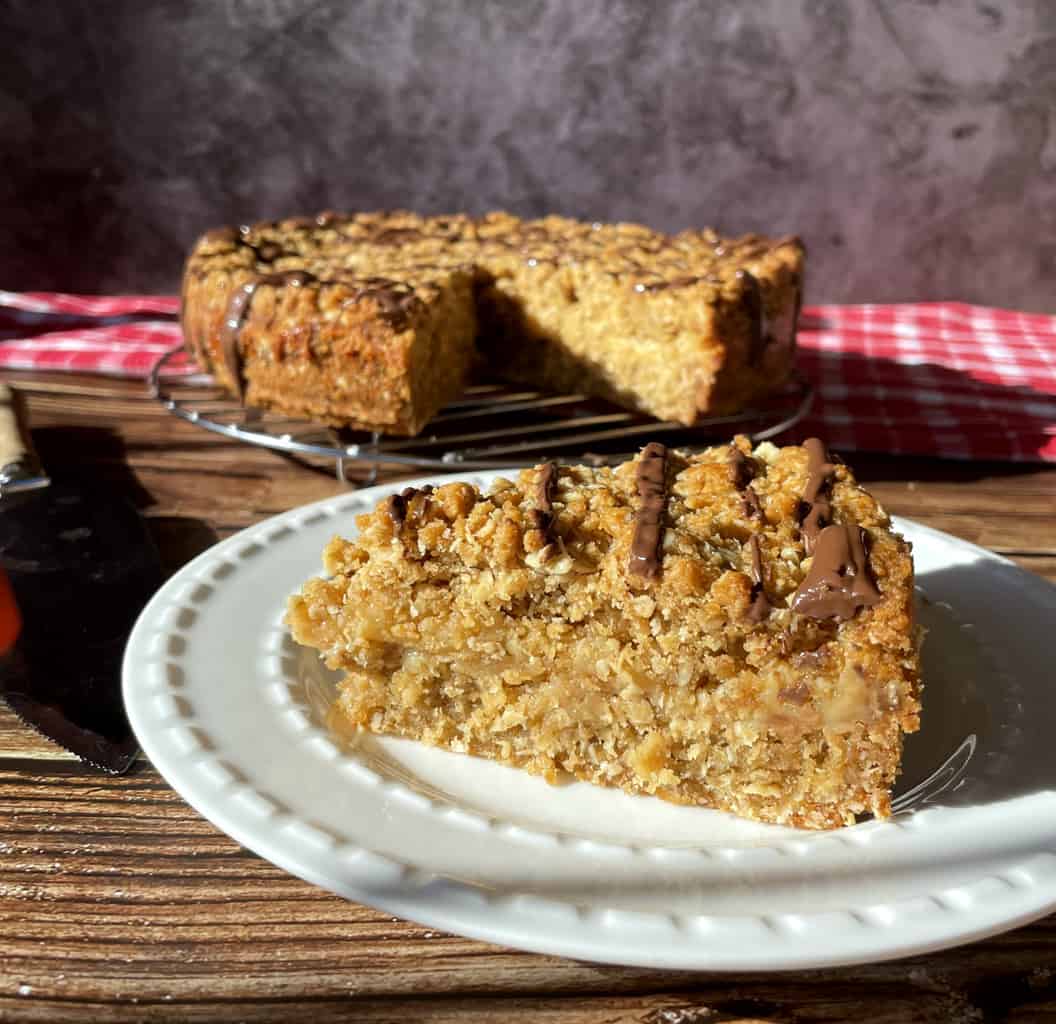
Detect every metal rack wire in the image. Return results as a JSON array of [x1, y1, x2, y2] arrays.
[[150, 348, 814, 482]]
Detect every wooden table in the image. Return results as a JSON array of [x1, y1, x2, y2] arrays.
[[2, 371, 1054, 1023]]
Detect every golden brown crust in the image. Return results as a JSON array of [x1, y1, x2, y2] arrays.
[[287, 438, 922, 830], [182, 212, 804, 434]]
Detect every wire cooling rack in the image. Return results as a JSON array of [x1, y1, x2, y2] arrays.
[[150, 348, 813, 482]]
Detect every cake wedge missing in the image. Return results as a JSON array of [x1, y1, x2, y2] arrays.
[[181, 211, 804, 434], [287, 438, 922, 829]]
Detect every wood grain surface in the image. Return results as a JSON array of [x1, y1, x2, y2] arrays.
[[1, 371, 1054, 1023]]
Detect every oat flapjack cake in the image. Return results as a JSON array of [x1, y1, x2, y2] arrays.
[[287, 437, 921, 830], [181, 211, 804, 435]]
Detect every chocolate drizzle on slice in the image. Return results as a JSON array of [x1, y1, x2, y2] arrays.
[[743, 486, 764, 523], [728, 446, 757, 490], [385, 494, 407, 528], [629, 442, 668, 579], [220, 270, 315, 400], [798, 438, 836, 553], [527, 462, 559, 554], [746, 534, 773, 623], [791, 524, 882, 621], [386, 485, 434, 531], [535, 461, 557, 512], [728, 446, 764, 522]]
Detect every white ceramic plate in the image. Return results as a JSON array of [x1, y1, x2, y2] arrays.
[[123, 471, 1056, 970]]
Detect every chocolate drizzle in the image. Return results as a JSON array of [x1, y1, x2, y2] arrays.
[[728, 446, 764, 522], [371, 227, 425, 245], [202, 226, 239, 246], [798, 438, 836, 553], [220, 270, 315, 399], [386, 485, 434, 531], [728, 446, 757, 490], [527, 462, 558, 550], [635, 275, 702, 293], [735, 269, 766, 364], [255, 241, 285, 262], [791, 524, 882, 621], [535, 462, 557, 513], [743, 486, 764, 522], [386, 494, 407, 528], [628, 442, 668, 579], [633, 273, 724, 294], [745, 534, 773, 622], [343, 277, 420, 329]]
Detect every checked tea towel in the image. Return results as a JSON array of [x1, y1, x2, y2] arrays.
[[1, 291, 1053, 462]]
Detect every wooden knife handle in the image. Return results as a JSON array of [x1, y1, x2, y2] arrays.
[[0, 383, 47, 489], [0, 383, 31, 468]]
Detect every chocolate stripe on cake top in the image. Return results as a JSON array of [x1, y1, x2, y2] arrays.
[[386, 485, 435, 529], [728, 446, 756, 490], [387, 484, 435, 530], [221, 270, 316, 400], [527, 462, 559, 547], [629, 442, 668, 579], [344, 277, 421, 330], [252, 241, 285, 262], [728, 445, 765, 522], [535, 461, 557, 513], [743, 486, 764, 522], [385, 493, 407, 528], [799, 437, 836, 553], [791, 524, 882, 621], [746, 534, 773, 623], [221, 270, 423, 399]]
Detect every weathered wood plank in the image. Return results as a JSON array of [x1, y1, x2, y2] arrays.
[[1, 765, 1056, 1022], [1, 986, 1054, 1024]]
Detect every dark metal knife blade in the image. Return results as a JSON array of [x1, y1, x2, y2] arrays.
[[0, 383, 163, 773]]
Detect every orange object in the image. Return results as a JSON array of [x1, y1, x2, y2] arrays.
[[0, 568, 21, 654]]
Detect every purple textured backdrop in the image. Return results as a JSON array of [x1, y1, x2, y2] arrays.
[[2, 0, 1055, 309]]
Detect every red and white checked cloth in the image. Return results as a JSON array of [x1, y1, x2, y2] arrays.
[[1, 291, 1053, 462]]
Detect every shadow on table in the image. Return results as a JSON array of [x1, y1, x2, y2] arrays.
[[32, 425, 156, 507], [145, 515, 221, 578], [30, 425, 221, 576]]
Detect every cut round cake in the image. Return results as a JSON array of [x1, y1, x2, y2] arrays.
[[287, 437, 922, 829], [181, 211, 805, 435]]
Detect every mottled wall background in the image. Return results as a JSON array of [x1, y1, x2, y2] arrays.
[[2, 0, 1055, 309]]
